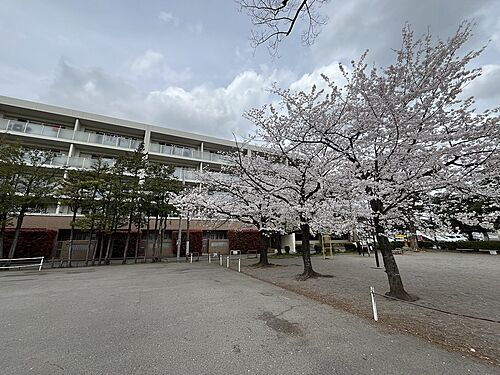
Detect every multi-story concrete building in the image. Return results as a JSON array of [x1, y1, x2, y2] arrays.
[[0, 95, 300, 258], [0, 95, 237, 187]]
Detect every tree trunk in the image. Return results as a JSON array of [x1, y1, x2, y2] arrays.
[[152, 214, 159, 262], [134, 226, 141, 264], [256, 232, 270, 265], [67, 210, 77, 267], [85, 226, 95, 267], [104, 232, 113, 265], [276, 233, 282, 255], [144, 214, 150, 262], [97, 231, 105, 265], [409, 223, 419, 252], [185, 216, 190, 259], [298, 223, 318, 279], [372, 213, 418, 301], [158, 216, 165, 262], [8, 210, 25, 259], [122, 212, 133, 264], [176, 216, 182, 262], [0, 215, 6, 259]]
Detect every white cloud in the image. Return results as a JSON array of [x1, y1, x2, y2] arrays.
[[313, 0, 500, 67], [159, 11, 179, 26], [130, 50, 164, 77], [462, 64, 500, 110], [188, 22, 204, 34], [290, 62, 346, 93]]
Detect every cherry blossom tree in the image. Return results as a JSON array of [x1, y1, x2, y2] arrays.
[[190, 151, 287, 266], [273, 22, 499, 300], [230, 107, 349, 278], [238, 0, 329, 53]]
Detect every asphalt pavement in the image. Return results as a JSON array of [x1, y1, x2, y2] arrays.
[[0, 262, 497, 374]]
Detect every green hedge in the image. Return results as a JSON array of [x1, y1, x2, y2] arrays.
[[455, 241, 500, 250]]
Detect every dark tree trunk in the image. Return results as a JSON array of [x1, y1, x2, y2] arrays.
[[185, 216, 190, 260], [0, 215, 6, 259], [85, 225, 95, 267], [67, 210, 77, 267], [144, 214, 150, 262], [409, 223, 419, 252], [158, 216, 165, 262], [122, 212, 133, 264], [371, 200, 418, 301], [276, 233, 282, 255], [298, 223, 319, 279], [152, 214, 159, 262], [104, 232, 114, 265], [8, 210, 25, 259], [97, 231, 105, 265], [256, 232, 270, 265], [134, 226, 141, 264]]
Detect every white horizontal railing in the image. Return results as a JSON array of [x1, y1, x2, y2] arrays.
[[173, 167, 199, 182], [22, 154, 116, 170], [0, 256, 44, 271], [1, 118, 141, 150], [150, 142, 226, 164], [66, 157, 116, 169]]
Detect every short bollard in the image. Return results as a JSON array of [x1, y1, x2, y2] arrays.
[[190, 254, 193, 264], [370, 286, 378, 321], [238, 258, 241, 273], [226, 256, 229, 268], [219, 255, 222, 266], [208, 254, 211, 263]]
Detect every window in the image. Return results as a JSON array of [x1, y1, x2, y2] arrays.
[[203, 231, 227, 240]]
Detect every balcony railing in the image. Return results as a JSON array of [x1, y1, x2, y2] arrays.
[[150, 142, 226, 163], [173, 168, 199, 182], [21, 153, 116, 170], [1, 118, 141, 150], [66, 157, 116, 169]]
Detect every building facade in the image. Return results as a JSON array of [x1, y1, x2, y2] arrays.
[[0, 95, 263, 252]]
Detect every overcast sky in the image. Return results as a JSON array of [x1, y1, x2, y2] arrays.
[[0, 0, 499, 140]]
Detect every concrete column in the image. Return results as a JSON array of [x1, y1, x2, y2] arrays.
[[144, 128, 151, 153]]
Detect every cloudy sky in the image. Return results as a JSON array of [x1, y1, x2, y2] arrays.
[[1, 0, 499, 140]]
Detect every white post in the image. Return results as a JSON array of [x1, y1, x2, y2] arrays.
[[226, 256, 229, 268], [190, 254, 193, 264], [238, 258, 241, 273], [208, 254, 211, 263], [39, 257, 44, 272], [370, 286, 378, 321], [219, 255, 222, 266]]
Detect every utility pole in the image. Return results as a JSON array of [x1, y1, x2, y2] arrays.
[[185, 211, 190, 258], [176, 215, 182, 262]]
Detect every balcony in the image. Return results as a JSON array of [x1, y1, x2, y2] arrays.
[[173, 168, 199, 183], [66, 157, 116, 169], [1, 118, 141, 150], [73, 131, 141, 150], [1, 118, 74, 140], [150, 142, 226, 164], [21, 153, 116, 170]]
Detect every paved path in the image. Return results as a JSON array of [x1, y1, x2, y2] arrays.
[[242, 252, 500, 366], [0, 262, 496, 374]]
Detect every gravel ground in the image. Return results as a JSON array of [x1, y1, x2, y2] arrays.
[[1, 261, 497, 374], [240, 251, 500, 367]]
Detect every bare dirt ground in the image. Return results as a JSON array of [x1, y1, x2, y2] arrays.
[[240, 251, 500, 367]]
